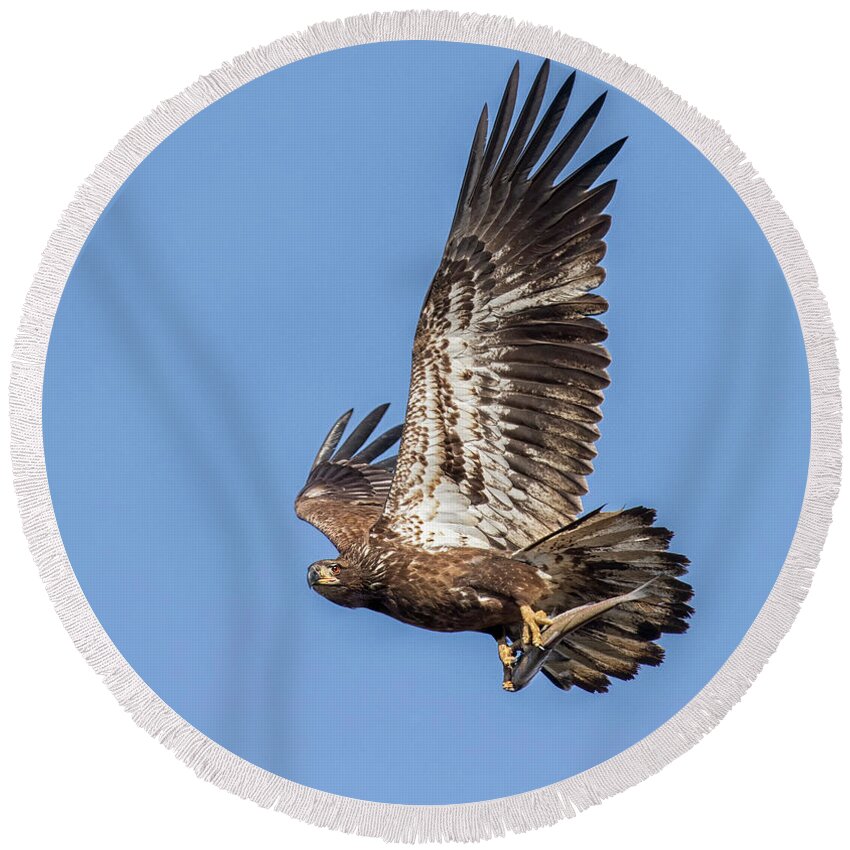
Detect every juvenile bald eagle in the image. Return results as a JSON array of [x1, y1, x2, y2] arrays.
[[295, 61, 692, 692]]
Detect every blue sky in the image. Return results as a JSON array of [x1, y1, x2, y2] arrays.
[[43, 40, 809, 804]]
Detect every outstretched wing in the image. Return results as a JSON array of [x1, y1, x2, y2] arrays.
[[376, 61, 625, 552], [295, 405, 402, 551]]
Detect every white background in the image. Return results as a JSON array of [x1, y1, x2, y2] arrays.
[[1, 2, 847, 847]]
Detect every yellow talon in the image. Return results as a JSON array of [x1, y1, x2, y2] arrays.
[[534, 611, 553, 627], [520, 605, 552, 647], [502, 680, 516, 692], [498, 642, 516, 668]]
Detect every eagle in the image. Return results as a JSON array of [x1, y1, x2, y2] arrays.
[[295, 61, 693, 693]]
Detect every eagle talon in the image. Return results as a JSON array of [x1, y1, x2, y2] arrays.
[[502, 680, 516, 691], [520, 605, 551, 648], [498, 642, 517, 668]]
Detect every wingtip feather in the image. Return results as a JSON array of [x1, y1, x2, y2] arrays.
[[310, 408, 353, 471]]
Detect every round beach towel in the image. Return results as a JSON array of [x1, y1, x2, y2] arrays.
[[10, 11, 839, 842]]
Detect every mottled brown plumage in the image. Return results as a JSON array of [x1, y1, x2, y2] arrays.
[[295, 61, 693, 692]]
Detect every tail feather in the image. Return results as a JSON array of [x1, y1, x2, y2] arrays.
[[524, 506, 692, 693], [542, 658, 609, 692]]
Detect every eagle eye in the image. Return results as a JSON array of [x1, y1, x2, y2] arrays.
[[331, 564, 341, 576]]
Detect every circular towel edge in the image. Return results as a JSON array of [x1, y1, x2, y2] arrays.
[[8, 9, 842, 843]]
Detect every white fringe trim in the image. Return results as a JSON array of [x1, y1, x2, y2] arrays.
[[8, 10, 841, 843]]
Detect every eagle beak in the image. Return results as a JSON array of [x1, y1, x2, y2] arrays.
[[307, 564, 340, 587]]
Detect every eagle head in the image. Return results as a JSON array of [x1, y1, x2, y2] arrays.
[[307, 557, 371, 609]]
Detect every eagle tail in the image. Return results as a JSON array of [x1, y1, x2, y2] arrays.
[[525, 506, 693, 693]]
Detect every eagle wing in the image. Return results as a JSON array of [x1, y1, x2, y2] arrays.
[[375, 61, 625, 552], [295, 405, 402, 551]]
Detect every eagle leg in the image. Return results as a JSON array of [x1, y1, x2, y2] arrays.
[[519, 605, 553, 648], [498, 640, 517, 669], [494, 629, 518, 690]]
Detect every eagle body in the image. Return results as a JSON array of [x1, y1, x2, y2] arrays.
[[294, 61, 694, 693], [312, 537, 551, 634]]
